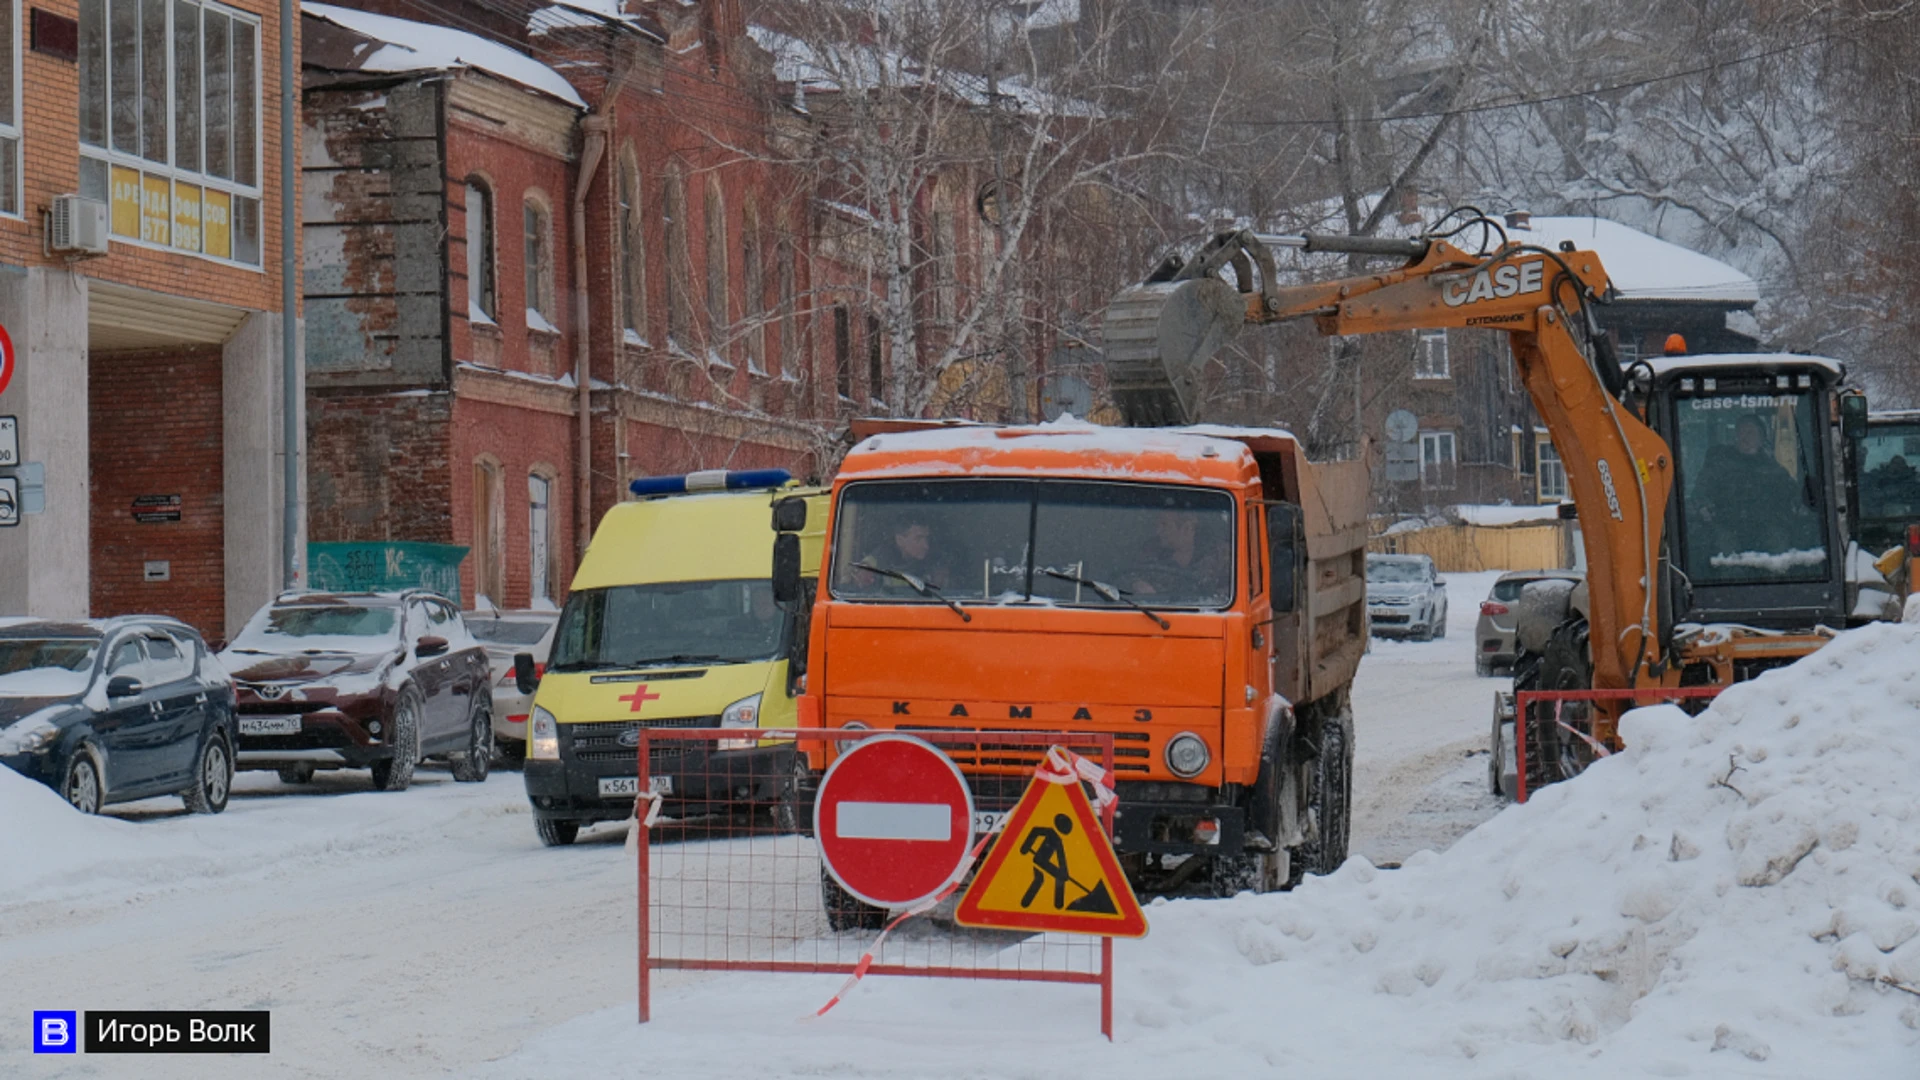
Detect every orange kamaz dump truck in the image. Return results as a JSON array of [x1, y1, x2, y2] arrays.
[[774, 419, 1368, 923]]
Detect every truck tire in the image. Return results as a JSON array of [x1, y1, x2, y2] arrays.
[[1518, 619, 1594, 796], [820, 866, 887, 932], [1290, 695, 1354, 885]]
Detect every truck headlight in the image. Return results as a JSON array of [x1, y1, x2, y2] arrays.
[[529, 706, 559, 761], [1165, 732, 1210, 778], [717, 693, 762, 751], [836, 720, 870, 754]]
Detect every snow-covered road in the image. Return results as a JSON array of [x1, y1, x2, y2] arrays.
[[1, 572, 1549, 1078]]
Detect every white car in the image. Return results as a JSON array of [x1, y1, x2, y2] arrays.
[[463, 610, 558, 761]]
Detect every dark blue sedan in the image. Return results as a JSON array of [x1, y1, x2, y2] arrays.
[[0, 616, 238, 814]]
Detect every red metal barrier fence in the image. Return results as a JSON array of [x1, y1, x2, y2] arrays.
[[634, 728, 1120, 1036], [1513, 687, 1726, 802]]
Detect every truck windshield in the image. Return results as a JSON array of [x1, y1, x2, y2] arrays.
[[1858, 420, 1920, 552], [830, 479, 1235, 610], [548, 579, 785, 672], [1674, 390, 1829, 585]]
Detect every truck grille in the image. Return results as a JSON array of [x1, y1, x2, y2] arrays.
[[894, 724, 1152, 774]]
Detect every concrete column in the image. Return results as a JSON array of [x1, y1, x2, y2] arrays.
[[223, 311, 306, 640], [0, 267, 90, 618]]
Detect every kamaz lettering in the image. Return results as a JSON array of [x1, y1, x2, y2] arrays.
[[1441, 260, 1545, 308]]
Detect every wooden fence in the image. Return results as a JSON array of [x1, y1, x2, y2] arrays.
[[1368, 521, 1574, 573]]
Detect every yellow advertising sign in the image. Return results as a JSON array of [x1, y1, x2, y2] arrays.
[[172, 182, 202, 254], [110, 166, 141, 238], [140, 174, 170, 246], [203, 189, 231, 260]]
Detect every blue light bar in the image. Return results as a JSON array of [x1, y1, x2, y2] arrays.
[[628, 468, 793, 497]]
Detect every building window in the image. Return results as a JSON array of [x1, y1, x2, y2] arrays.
[[1537, 436, 1567, 502], [664, 165, 689, 347], [704, 178, 728, 360], [528, 472, 553, 607], [465, 179, 495, 324], [1420, 430, 1456, 489], [0, 0, 18, 216], [833, 305, 852, 401], [866, 312, 884, 405], [774, 237, 795, 380], [928, 180, 956, 326], [617, 149, 645, 341], [78, 0, 261, 262], [523, 197, 555, 332], [743, 202, 764, 374], [472, 459, 504, 605], [1414, 329, 1449, 379]]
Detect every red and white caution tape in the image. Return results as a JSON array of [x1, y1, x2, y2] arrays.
[[812, 744, 1117, 1020]]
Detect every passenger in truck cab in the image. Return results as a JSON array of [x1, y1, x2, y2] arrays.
[[1126, 504, 1230, 602]]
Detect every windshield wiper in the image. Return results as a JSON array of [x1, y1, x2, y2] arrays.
[[624, 653, 734, 667], [855, 560, 971, 622], [1038, 568, 1170, 629], [548, 659, 639, 673]]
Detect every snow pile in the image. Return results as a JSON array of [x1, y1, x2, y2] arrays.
[[0, 766, 156, 896], [489, 620, 1919, 1077]]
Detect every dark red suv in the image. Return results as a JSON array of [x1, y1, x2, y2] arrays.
[[219, 591, 494, 791]]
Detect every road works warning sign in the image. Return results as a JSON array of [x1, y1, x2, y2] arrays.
[[955, 767, 1147, 938]]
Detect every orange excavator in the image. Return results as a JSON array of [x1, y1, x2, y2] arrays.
[[1102, 212, 1875, 792]]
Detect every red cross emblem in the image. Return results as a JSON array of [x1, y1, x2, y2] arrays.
[[619, 685, 663, 713]]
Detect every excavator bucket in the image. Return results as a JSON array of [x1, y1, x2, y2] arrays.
[[1101, 276, 1245, 427]]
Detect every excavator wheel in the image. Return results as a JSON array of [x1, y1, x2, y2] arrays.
[[1518, 618, 1596, 796]]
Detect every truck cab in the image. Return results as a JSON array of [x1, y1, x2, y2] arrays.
[[791, 421, 1367, 899], [520, 470, 824, 847]]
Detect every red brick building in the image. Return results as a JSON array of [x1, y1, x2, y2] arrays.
[[302, 0, 832, 610], [0, 0, 301, 640]]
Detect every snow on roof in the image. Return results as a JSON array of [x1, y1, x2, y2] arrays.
[[525, 0, 664, 39], [745, 24, 1098, 117], [304, 2, 586, 108], [1451, 503, 1561, 527], [1509, 216, 1758, 305], [843, 417, 1256, 483], [1641, 352, 1844, 378]]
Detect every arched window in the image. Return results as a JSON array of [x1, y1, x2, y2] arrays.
[[465, 178, 495, 323], [617, 148, 646, 340], [523, 193, 555, 331], [704, 177, 728, 353], [742, 199, 764, 373], [664, 164, 689, 345], [471, 457, 505, 605]]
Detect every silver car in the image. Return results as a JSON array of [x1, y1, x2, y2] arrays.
[[1366, 554, 1448, 640], [463, 610, 558, 760], [1474, 570, 1581, 676]]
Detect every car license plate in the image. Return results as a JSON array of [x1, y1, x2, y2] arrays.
[[973, 810, 1006, 835], [600, 776, 672, 797], [239, 715, 301, 736]]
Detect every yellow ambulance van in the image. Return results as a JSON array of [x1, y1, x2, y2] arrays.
[[515, 469, 824, 846]]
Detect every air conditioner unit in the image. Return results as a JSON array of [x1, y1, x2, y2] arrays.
[[50, 194, 110, 255]]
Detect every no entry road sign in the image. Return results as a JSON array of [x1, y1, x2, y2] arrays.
[[814, 734, 975, 909]]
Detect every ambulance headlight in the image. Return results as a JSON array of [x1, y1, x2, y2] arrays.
[[1165, 732, 1210, 778], [529, 706, 560, 761], [718, 693, 761, 750]]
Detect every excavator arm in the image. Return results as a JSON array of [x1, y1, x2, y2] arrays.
[[1102, 228, 1674, 696]]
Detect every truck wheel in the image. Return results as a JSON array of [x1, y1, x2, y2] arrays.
[[536, 818, 579, 847], [770, 750, 812, 836], [1293, 701, 1354, 882], [369, 689, 421, 792], [820, 866, 887, 931]]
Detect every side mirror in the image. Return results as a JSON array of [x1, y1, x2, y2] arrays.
[[415, 635, 449, 659], [106, 675, 143, 699], [1434, 578, 1448, 588], [1840, 390, 1869, 441], [772, 496, 809, 533], [772, 533, 803, 605], [513, 653, 539, 695]]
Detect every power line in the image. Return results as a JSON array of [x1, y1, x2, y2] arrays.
[[1225, 36, 1828, 128]]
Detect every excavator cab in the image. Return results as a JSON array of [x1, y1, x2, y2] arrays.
[[1637, 356, 1852, 634]]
